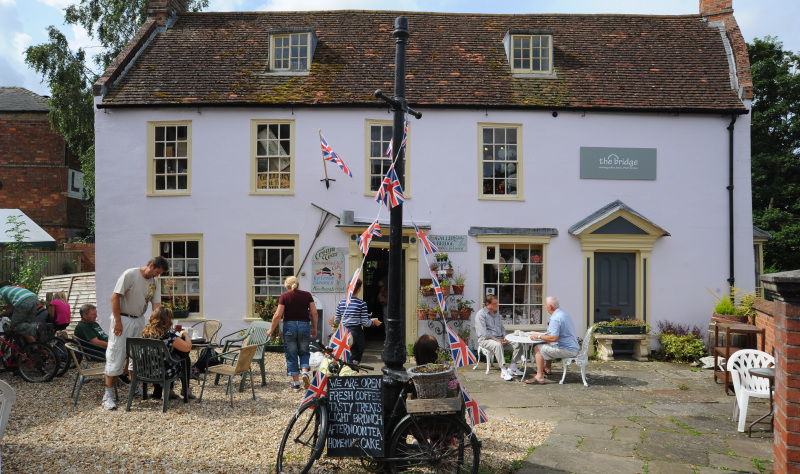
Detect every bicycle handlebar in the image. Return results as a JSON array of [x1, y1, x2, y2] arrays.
[[310, 341, 374, 372]]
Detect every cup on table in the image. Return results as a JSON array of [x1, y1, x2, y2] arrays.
[[174, 324, 182, 332]]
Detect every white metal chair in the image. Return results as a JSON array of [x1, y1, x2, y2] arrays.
[[0, 379, 16, 441], [559, 325, 595, 387], [728, 349, 774, 432], [473, 341, 495, 374]]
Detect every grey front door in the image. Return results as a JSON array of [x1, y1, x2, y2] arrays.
[[594, 252, 636, 322]]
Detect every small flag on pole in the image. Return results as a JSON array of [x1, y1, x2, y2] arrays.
[[320, 132, 353, 178], [301, 371, 328, 405], [461, 386, 488, 426], [329, 325, 352, 362]]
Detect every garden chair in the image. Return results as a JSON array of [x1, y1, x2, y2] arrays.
[[0, 379, 16, 441], [65, 342, 118, 407], [728, 349, 774, 432], [199, 345, 258, 408], [472, 341, 495, 375], [559, 325, 595, 387], [190, 319, 221, 346], [125, 338, 186, 413], [216, 321, 270, 390]]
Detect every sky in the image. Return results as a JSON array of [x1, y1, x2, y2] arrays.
[[1, 0, 798, 97]]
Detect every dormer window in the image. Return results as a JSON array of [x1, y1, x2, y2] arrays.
[[269, 30, 317, 72], [505, 31, 553, 75]]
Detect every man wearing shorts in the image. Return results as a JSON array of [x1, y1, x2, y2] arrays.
[[102, 257, 169, 410], [525, 296, 579, 384]]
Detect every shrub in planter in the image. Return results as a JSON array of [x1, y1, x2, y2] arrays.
[[654, 333, 706, 363], [594, 318, 650, 334]]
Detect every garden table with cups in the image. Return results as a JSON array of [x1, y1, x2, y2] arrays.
[[505, 331, 546, 382]]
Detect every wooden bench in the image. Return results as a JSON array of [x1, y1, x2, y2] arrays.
[[594, 334, 654, 361]]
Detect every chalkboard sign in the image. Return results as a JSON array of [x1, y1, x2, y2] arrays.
[[326, 375, 384, 457]]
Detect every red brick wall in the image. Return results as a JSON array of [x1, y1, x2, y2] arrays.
[[753, 299, 777, 355], [0, 111, 88, 245], [64, 243, 95, 272], [771, 299, 800, 471]]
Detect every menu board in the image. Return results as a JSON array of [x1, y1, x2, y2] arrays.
[[326, 375, 384, 457]]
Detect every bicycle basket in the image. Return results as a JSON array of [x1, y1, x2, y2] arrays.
[[407, 364, 454, 399]]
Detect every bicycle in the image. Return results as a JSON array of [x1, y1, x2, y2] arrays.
[[0, 329, 59, 383], [276, 342, 481, 473]]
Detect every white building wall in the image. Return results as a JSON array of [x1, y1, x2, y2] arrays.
[[94, 103, 754, 339]]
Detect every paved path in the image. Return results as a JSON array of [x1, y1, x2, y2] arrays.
[[455, 356, 775, 473]]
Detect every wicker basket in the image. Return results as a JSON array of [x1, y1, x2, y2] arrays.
[[407, 364, 454, 399]]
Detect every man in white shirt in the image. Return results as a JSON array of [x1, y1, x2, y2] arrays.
[[474, 294, 524, 381], [525, 296, 580, 384]]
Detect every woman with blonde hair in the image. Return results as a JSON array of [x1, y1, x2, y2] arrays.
[[141, 306, 194, 399], [267, 276, 318, 390]]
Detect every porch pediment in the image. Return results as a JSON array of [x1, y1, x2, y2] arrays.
[[568, 200, 669, 237]]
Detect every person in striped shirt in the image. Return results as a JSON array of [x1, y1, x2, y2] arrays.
[[0, 281, 52, 343], [334, 279, 381, 365]]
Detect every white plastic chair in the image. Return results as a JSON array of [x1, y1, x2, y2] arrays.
[[0, 379, 16, 441], [728, 349, 774, 432], [473, 341, 495, 374], [559, 325, 595, 387]]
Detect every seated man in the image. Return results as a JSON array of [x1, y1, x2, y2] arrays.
[[525, 296, 580, 384], [74, 303, 108, 349], [0, 281, 53, 343], [474, 294, 524, 381]]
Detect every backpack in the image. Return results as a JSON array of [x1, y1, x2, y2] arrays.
[[192, 346, 221, 373]]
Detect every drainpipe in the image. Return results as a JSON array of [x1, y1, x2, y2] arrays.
[[727, 115, 736, 295]]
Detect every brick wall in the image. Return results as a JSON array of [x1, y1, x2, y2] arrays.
[[64, 243, 95, 272], [0, 111, 89, 245], [761, 270, 800, 472], [753, 299, 777, 355]]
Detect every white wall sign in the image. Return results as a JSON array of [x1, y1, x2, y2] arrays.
[[68, 169, 85, 199], [312, 246, 346, 292], [429, 235, 467, 252]]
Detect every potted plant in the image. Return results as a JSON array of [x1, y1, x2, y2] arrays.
[[416, 301, 429, 320], [162, 276, 190, 318], [457, 324, 471, 344], [407, 362, 454, 399], [439, 279, 451, 296], [457, 298, 475, 320], [709, 287, 757, 325], [594, 318, 650, 335], [446, 261, 454, 278], [452, 272, 466, 295], [420, 283, 434, 297], [428, 307, 441, 321], [254, 295, 279, 321]]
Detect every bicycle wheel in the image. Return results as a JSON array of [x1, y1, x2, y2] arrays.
[[49, 338, 70, 377], [388, 414, 480, 474], [17, 343, 58, 383], [276, 398, 328, 474]]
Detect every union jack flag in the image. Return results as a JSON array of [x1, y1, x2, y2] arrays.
[[384, 116, 409, 159], [413, 222, 439, 256], [375, 165, 404, 210], [301, 371, 328, 405], [346, 268, 361, 306], [329, 325, 351, 362], [461, 386, 488, 426], [320, 133, 352, 178], [446, 325, 477, 368], [357, 219, 382, 255], [430, 271, 447, 312]]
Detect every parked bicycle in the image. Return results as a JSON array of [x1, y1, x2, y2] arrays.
[[0, 328, 58, 383], [276, 341, 481, 473]]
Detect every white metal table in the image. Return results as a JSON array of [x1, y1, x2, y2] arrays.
[[505, 333, 546, 382]]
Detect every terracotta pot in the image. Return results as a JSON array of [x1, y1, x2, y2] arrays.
[[446, 269, 454, 278], [427, 310, 438, 320], [452, 285, 464, 295], [421, 288, 434, 297], [440, 286, 451, 296], [417, 309, 427, 320], [461, 310, 472, 320]]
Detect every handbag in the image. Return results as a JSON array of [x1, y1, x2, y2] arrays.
[[192, 346, 221, 373]]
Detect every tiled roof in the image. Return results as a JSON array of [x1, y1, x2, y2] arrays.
[[97, 11, 747, 113], [0, 87, 50, 112]]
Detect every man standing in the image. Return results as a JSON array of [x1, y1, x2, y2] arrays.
[[102, 257, 169, 410], [474, 294, 524, 381], [0, 281, 53, 343], [525, 296, 580, 384]]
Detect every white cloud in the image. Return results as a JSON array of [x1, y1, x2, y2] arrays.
[[12, 32, 32, 60], [0, 0, 15, 6], [36, 0, 71, 8]]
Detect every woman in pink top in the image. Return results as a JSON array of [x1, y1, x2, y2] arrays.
[[47, 292, 71, 330]]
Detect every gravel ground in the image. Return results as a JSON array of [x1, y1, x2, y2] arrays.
[[1, 351, 551, 473]]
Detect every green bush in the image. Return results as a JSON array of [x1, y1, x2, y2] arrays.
[[714, 296, 736, 315], [656, 333, 707, 363]]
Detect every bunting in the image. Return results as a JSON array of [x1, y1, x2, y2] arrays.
[[430, 271, 447, 313], [414, 222, 439, 256], [346, 268, 361, 306], [461, 385, 488, 426], [357, 219, 382, 255], [446, 325, 477, 368]]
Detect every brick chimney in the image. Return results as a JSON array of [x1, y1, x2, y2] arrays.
[[148, 0, 188, 28], [699, 0, 753, 100]]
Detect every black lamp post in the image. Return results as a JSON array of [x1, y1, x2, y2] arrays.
[[375, 16, 421, 374]]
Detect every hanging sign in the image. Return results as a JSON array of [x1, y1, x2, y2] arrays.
[[311, 246, 346, 292]]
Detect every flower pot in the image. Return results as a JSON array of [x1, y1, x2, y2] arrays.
[[452, 285, 464, 295], [407, 364, 454, 399], [445, 269, 454, 278], [173, 309, 190, 319], [417, 309, 427, 320], [460, 310, 472, 320], [440, 286, 450, 296], [421, 288, 434, 297], [427, 310, 438, 320]]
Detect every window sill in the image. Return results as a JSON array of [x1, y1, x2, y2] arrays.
[[147, 190, 191, 197]]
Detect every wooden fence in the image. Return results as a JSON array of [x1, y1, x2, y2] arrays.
[[0, 250, 83, 281]]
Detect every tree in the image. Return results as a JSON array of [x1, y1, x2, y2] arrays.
[[3, 215, 49, 295], [24, 0, 208, 229], [748, 37, 800, 272]]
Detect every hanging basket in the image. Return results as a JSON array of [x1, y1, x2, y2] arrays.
[[407, 364, 454, 399]]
